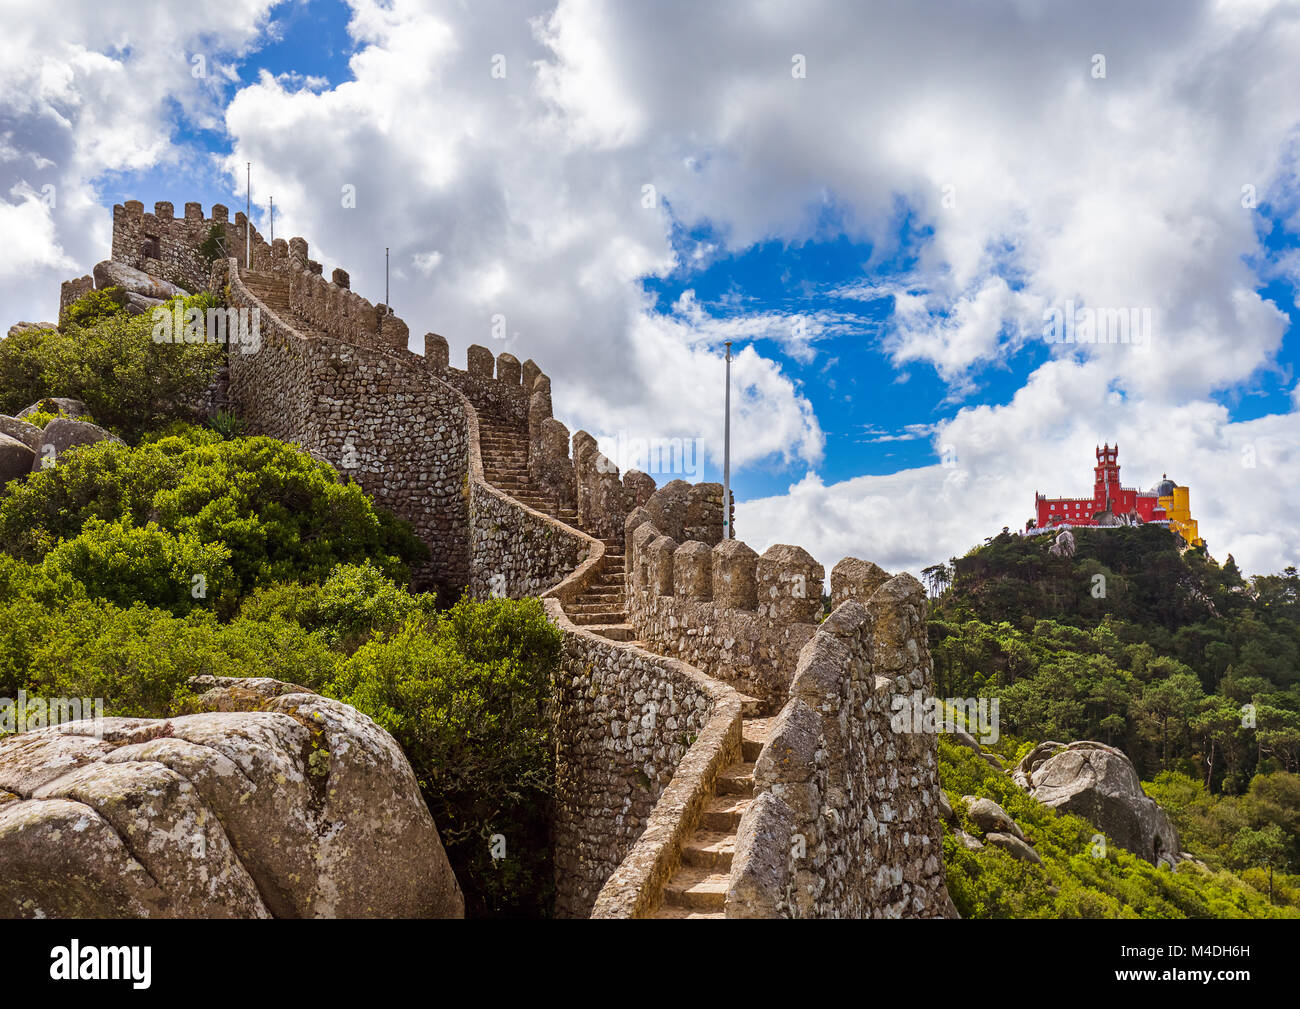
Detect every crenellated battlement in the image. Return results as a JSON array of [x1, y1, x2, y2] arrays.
[[622, 489, 828, 707], [112, 199, 275, 291], [51, 199, 953, 920]]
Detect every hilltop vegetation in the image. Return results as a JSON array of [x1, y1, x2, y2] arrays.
[[929, 526, 1300, 914], [940, 738, 1298, 917], [0, 293, 560, 916]]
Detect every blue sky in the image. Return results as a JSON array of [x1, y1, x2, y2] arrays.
[[4, 0, 1299, 577]]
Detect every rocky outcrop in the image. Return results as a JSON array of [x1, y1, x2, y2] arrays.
[[1013, 740, 1178, 866], [0, 434, 34, 483], [0, 415, 43, 451], [92, 260, 186, 302], [962, 796, 1025, 841], [17, 397, 88, 421], [6, 322, 55, 339], [0, 676, 464, 918], [984, 831, 1041, 863], [29, 417, 120, 471]]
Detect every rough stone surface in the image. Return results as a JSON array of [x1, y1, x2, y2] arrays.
[[0, 433, 35, 483], [29, 418, 120, 471], [962, 796, 1025, 841], [92, 259, 186, 301], [729, 576, 957, 918], [726, 791, 797, 918], [628, 523, 822, 706], [548, 604, 725, 918], [17, 397, 87, 421], [0, 676, 464, 918], [0, 416, 43, 451], [1013, 740, 1179, 865], [831, 556, 893, 608], [984, 832, 1042, 863], [7, 322, 56, 338]]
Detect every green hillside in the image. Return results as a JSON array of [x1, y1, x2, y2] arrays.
[[929, 526, 1300, 916]]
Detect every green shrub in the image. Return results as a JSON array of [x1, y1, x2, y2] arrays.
[[0, 428, 426, 610], [0, 290, 223, 440], [238, 560, 435, 651], [40, 516, 234, 616], [327, 594, 562, 917], [61, 287, 126, 328]]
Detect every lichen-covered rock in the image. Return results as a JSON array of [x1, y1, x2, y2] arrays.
[[0, 433, 34, 484], [17, 397, 88, 421], [29, 418, 121, 471], [7, 322, 56, 339], [1012, 740, 1178, 866], [962, 796, 1025, 841], [92, 259, 186, 301], [0, 415, 43, 451], [830, 556, 892, 608], [0, 676, 464, 918], [984, 831, 1041, 863]]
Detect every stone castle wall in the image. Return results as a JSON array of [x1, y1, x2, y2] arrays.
[[543, 597, 743, 918], [113, 200, 274, 293], [624, 505, 823, 708], [727, 575, 955, 918], [63, 200, 955, 920], [220, 258, 472, 596]]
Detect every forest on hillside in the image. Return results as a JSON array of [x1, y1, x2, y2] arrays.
[[925, 526, 1300, 890]]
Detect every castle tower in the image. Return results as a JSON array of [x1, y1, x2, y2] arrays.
[[1094, 443, 1120, 511]]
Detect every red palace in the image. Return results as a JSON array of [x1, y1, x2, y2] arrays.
[[1032, 444, 1204, 547]]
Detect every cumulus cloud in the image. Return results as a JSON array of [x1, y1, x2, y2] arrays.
[[0, 0, 281, 319], [2, 0, 1298, 577], [739, 358, 1300, 581]]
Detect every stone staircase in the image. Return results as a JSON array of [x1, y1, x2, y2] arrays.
[[649, 715, 771, 919], [478, 418, 579, 525], [239, 262, 771, 918], [563, 540, 634, 642], [240, 269, 330, 340], [477, 418, 636, 643]]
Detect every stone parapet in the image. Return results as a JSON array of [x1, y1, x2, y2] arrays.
[[727, 576, 956, 918]]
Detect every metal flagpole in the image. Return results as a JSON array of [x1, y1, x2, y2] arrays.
[[245, 163, 251, 269], [269, 195, 273, 244], [385, 248, 390, 307], [723, 340, 733, 539]]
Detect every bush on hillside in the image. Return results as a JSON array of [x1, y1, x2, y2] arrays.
[[0, 426, 426, 613], [0, 289, 223, 440], [327, 594, 561, 918]]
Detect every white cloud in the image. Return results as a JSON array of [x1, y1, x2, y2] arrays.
[[0, 0, 281, 320], [2, 0, 1297, 578], [739, 358, 1300, 580]]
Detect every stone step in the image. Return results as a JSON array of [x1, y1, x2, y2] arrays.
[[568, 607, 629, 621], [700, 794, 750, 833], [742, 717, 774, 762], [662, 866, 728, 912], [646, 903, 723, 920], [716, 762, 755, 797], [681, 830, 736, 872], [571, 611, 629, 625], [736, 694, 764, 718], [589, 624, 634, 642]]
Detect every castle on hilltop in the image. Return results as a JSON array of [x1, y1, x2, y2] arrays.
[[1032, 444, 1204, 547], [46, 198, 956, 919]]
